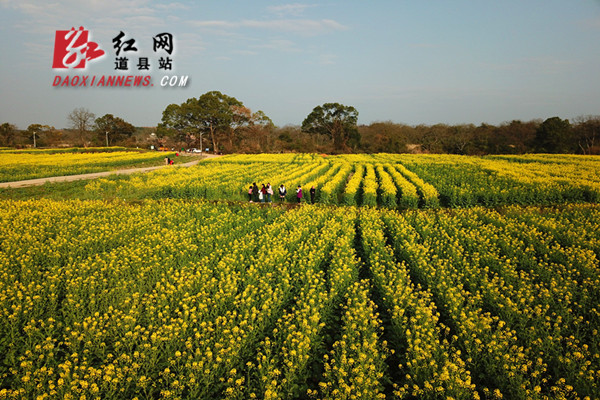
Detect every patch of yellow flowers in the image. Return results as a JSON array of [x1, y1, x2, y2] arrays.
[[343, 165, 364, 206], [0, 150, 174, 183], [375, 165, 397, 208], [398, 153, 600, 206], [319, 163, 353, 205], [0, 198, 599, 399], [383, 164, 419, 208], [75, 153, 600, 209]]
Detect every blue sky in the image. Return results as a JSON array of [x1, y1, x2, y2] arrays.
[[1, 0, 599, 130]]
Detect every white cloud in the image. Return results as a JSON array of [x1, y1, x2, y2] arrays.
[[1, 0, 168, 34], [154, 2, 188, 11], [1, 0, 191, 69], [122, 15, 166, 27], [252, 39, 301, 53], [190, 18, 347, 36], [232, 49, 259, 56], [176, 32, 205, 56], [267, 3, 315, 17], [192, 20, 232, 28]]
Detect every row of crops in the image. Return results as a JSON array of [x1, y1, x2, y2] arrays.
[[0, 150, 177, 183], [395, 154, 600, 207], [1, 199, 599, 399], [80, 153, 600, 208]]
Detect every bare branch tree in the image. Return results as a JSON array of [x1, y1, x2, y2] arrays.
[[67, 107, 95, 147]]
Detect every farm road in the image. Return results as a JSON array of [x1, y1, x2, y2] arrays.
[[0, 155, 218, 189]]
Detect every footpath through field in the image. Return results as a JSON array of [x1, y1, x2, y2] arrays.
[[0, 154, 220, 189]]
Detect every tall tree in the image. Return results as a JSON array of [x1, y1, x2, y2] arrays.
[[95, 114, 135, 146], [239, 110, 275, 152], [158, 91, 250, 153], [535, 116, 572, 153], [197, 91, 244, 153], [0, 123, 17, 147], [301, 103, 359, 151], [156, 102, 195, 147], [226, 105, 252, 151], [26, 124, 48, 148], [67, 107, 95, 147]]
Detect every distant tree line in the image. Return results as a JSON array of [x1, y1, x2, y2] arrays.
[[1, 108, 150, 149], [1, 92, 598, 155], [155, 93, 600, 155], [356, 116, 599, 155]]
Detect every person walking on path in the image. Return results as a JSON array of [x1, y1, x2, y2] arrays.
[[252, 183, 259, 202], [248, 185, 253, 202], [278, 184, 287, 202], [296, 185, 303, 203], [266, 183, 273, 203], [310, 186, 316, 204]]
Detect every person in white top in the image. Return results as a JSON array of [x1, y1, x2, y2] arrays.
[[278, 184, 287, 201]]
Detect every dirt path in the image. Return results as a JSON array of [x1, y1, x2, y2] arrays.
[[0, 155, 218, 189]]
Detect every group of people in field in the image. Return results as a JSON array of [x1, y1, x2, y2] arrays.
[[248, 183, 316, 204]]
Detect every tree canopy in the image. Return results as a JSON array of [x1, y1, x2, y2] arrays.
[[158, 91, 270, 153], [535, 116, 572, 153], [26, 124, 56, 148], [0, 123, 17, 147], [301, 103, 360, 151], [95, 114, 135, 146]]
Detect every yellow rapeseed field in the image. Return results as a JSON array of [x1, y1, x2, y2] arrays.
[[1, 153, 599, 399], [80, 153, 600, 208], [0, 198, 598, 399], [0, 150, 176, 183]]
